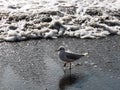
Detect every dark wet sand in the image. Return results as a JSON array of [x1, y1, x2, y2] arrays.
[[0, 36, 120, 90]]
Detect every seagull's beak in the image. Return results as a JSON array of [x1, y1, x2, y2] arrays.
[[55, 49, 59, 52]]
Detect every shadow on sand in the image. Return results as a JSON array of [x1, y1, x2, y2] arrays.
[[59, 69, 86, 90]]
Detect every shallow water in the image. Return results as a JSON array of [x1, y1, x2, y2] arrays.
[[0, 36, 120, 90]]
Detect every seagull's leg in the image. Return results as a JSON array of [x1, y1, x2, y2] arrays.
[[63, 62, 67, 70], [64, 62, 67, 67], [69, 62, 71, 70]]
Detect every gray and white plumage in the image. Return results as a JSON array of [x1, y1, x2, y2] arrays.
[[56, 46, 88, 69]]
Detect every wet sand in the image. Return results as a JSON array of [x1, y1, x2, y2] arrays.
[[0, 36, 120, 90]]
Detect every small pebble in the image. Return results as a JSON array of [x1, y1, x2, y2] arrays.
[[90, 62, 95, 65], [94, 65, 98, 68], [75, 63, 82, 66], [110, 76, 113, 78], [84, 61, 88, 64]]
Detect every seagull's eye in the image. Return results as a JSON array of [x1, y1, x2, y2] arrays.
[[60, 48, 65, 50]]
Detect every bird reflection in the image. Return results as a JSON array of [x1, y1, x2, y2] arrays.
[[59, 70, 79, 90], [59, 69, 86, 90]]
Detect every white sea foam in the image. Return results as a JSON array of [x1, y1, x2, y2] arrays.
[[0, 0, 120, 41]]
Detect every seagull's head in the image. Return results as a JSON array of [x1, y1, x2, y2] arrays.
[[55, 46, 65, 52]]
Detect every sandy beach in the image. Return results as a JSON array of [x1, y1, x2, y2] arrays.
[[0, 36, 120, 90]]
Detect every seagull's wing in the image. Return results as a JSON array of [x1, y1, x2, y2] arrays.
[[65, 52, 84, 60]]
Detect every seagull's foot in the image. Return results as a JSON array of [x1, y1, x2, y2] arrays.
[[64, 63, 67, 67]]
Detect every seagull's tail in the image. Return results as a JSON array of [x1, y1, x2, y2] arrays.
[[83, 52, 88, 56]]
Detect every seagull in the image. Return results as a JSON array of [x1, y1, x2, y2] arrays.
[[56, 46, 88, 69]]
